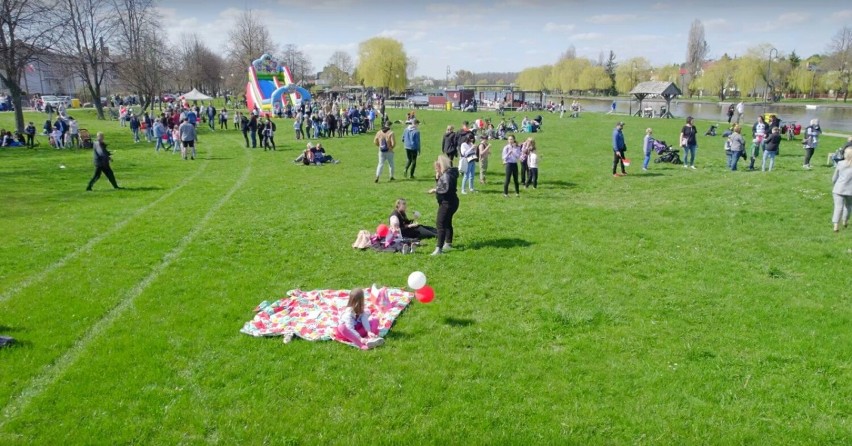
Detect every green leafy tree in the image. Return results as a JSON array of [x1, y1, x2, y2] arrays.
[[604, 51, 618, 95], [695, 58, 734, 99], [516, 65, 552, 92], [615, 57, 651, 94], [356, 37, 408, 95]]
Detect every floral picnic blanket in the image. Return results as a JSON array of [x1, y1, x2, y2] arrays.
[[240, 286, 412, 347]]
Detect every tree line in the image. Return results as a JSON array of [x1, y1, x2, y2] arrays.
[[515, 22, 852, 103]]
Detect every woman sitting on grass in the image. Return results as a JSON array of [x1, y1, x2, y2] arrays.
[[389, 198, 437, 240], [295, 142, 338, 165], [335, 288, 383, 350]]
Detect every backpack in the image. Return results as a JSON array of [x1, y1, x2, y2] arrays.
[[379, 136, 388, 152]]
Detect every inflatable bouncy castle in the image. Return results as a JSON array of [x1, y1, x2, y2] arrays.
[[246, 54, 312, 113]]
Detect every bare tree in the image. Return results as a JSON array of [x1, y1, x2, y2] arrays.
[[112, 0, 165, 111], [559, 45, 577, 61], [321, 50, 353, 87], [175, 33, 224, 95], [57, 0, 115, 119], [825, 26, 852, 102], [685, 19, 709, 95], [0, 0, 62, 132], [280, 44, 313, 84], [226, 9, 277, 71]]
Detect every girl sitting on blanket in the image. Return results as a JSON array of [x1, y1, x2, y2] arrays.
[[335, 288, 384, 350]]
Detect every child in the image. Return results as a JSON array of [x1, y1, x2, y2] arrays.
[[478, 136, 491, 184], [526, 145, 539, 188], [643, 128, 654, 171], [51, 126, 63, 149], [335, 288, 383, 350], [171, 126, 180, 153], [25, 122, 36, 148]]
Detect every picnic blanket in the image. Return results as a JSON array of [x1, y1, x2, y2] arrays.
[[240, 286, 413, 347]]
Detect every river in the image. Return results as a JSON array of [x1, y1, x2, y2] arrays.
[[572, 98, 852, 133]]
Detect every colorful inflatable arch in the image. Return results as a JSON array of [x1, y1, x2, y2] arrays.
[[245, 54, 312, 113]]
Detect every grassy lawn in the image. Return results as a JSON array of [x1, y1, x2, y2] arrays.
[[1, 106, 850, 444]]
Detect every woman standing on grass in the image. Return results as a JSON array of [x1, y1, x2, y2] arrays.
[[802, 119, 821, 169], [762, 127, 782, 172], [642, 128, 653, 171], [478, 136, 491, 184], [831, 147, 852, 232], [502, 135, 521, 197], [727, 125, 745, 171], [679, 116, 698, 169], [428, 154, 459, 255], [459, 133, 477, 194]]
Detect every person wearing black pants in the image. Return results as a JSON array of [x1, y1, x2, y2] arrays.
[[429, 155, 459, 255], [25, 122, 35, 148], [240, 113, 250, 148], [501, 135, 521, 197], [86, 132, 121, 191], [612, 121, 627, 176], [248, 115, 258, 148]]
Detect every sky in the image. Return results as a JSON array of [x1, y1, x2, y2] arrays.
[[159, 0, 852, 80]]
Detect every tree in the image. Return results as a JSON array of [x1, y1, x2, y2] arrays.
[[824, 26, 852, 102], [516, 65, 551, 92], [604, 50, 617, 95], [55, 0, 115, 120], [694, 58, 734, 99], [685, 19, 709, 93], [453, 69, 475, 86], [615, 57, 651, 94], [552, 57, 591, 94], [654, 64, 681, 83], [226, 10, 277, 71], [732, 56, 761, 101], [578, 65, 609, 95], [324, 50, 353, 87], [112, 0, 165, 111], [0, 0, 62, 132], [281, 44, 313, 84], [356, 37, 408, 95]]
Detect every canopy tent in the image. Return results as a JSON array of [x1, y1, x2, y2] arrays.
[[180, 88, 213, 101], [628, 82, 681, 119]]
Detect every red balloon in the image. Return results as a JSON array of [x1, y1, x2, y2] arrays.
[[415, 285, 434, 303], [376, 224, 389, 237]]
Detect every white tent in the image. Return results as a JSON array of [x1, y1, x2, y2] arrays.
[[181, 88, 212, 101]]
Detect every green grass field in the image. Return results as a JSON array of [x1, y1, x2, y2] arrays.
[[1, 106, 850, 444]]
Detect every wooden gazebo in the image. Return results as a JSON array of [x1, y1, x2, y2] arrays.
[[629, 81, 681, 119]]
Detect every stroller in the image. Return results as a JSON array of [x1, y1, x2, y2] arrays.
[[79, 129, 93, 148], [653, 139, 682, 164]]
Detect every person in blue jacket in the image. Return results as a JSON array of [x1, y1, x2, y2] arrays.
[[402, 119, 421, 179], [612, 121, 627, 177]]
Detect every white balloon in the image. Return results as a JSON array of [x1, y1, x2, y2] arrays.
[[407, 271, 427, 290], [413, 211, 421, 219]]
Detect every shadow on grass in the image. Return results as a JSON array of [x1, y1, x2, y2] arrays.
[[632, 172, 665, 177], [120, 186, 165, 191], [546, 180, 578, 188], [443, 317, 475, 328], [466, 238, 533, 250]]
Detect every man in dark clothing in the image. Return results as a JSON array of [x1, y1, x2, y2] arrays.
[[442, 125, 458, 163], [455, 121, 473, 155], [612, 121, 627, 177], [240, 113, 250, 147], [24, 122, 36, 148], [86, 132, 121, 190], [248, 115, 258, 148]]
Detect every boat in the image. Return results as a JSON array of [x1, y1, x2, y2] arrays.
[[805, 104, 818, 110]]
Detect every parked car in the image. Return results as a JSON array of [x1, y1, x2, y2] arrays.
[[162, 94, 176, 103], [41, 95, 68, 108]]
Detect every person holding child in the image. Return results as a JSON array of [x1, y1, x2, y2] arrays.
[[335, 288, 384, 350]]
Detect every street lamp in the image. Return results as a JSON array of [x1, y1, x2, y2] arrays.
[[764, 47, 778, 116]]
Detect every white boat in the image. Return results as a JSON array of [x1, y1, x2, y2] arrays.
[[805, 104, 818, 110]]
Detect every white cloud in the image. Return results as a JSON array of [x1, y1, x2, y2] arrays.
[[544, 22, 576, 33], [777, 12, 809, 24], [703, 18, 731, 32], [569, 32, 605, 41], [587, 14, 637, 24], [832, 10, 852, 21]]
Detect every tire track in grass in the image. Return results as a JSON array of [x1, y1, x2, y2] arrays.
[[0, 153, 212, 304], [0, 146, 252, 429]]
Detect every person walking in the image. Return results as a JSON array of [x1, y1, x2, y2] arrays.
[[428, 154, 459, 255], [736, 101, 745, 124], [129, 113, 141, 143], [240, 113, 250, 147], [374, 123, 396, 183], [86, 132, 121, 191], [179, 118, 197, 160], [612, 121, 628, 177], [831, 147, 852, 232], [726, 103, 735, 123], [802, 118, 822, 170], [502, 134, 521, 196], [402, 119, 421, 179], [248, 114, 258, 148]]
